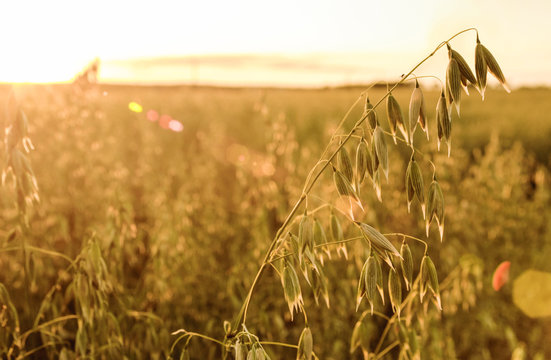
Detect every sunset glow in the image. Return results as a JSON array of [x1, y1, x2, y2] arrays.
[[1, 0, 550, 86]]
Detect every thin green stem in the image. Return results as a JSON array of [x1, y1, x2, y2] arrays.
[[171, 330, 225, 350], [19, 341, 67, 359], [21, 315, 79, 341], [373, 340, 400, 360], [358, 309, 390, 322], [259, 341, 298, 349], [384, 233, 428, 254], [0, 245, 75, 264], [405, 75, 444, 89], [268, 236, 363, 263]]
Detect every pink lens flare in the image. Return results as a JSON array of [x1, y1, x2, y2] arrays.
[[493, 261, 511, 291], [146, 109, 159, 122], [168, 119, 184, 132], [159, 114, 172, 129]]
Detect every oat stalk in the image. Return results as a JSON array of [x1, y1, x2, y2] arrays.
[[229, 27, 480, 335]]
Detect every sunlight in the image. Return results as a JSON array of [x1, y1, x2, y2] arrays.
[[0, 0, 547, 86]]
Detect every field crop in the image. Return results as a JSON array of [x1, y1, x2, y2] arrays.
[[1, 34, 551, 359]]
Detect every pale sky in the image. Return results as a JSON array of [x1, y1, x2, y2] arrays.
[[1, 0, 550, 86]]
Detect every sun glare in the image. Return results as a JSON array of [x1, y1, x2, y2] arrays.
[[0, 0, 547, 86]]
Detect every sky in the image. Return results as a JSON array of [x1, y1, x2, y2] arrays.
[[1, 0, 550, 87]]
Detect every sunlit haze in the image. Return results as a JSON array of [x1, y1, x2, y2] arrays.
[[2, 0, 550, 87]]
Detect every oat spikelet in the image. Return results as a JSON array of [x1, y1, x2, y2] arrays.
[[408, 80, 428, 142], [364, 96, 379, 131], [400, 243, 413, 290], [357, 222, 400, 257], [446, 55, 462, 116], [481, 43, 511, 93], [386, 92, 404, 144], [475, 35, 511, 98], [475, 39, 487, 100], [436, 89, 452, 156], [448, 44, 476, 94], [406, 157, 426, 219], [373, 127, 388, 181], [388, 268, 402, 317], [426, 176, 445, 240]]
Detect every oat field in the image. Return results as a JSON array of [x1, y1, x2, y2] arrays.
[[1, 77, 550, 359]]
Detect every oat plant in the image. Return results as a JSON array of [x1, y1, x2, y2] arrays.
[[172, 28, 509, 359]]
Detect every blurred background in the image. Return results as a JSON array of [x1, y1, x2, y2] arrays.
[[1, 0, 550, 359]]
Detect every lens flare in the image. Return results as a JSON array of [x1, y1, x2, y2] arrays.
[[492, 261, 511, 291], [128, 102, 143, 113], [159, 114, 172, 129], [146, 109, 159, 122], [168, 119, 184, 132]]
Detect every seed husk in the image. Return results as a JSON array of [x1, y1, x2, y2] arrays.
[[400, 243, 413, 290], [338, 146, 354, 183], [356, 258, 368, 310], [235, 341, 248, 360], [386, 92, 403, 144], [449, 44, 477, 93], [426, 178, 445, 240], [363, 140, 375, 180], [357, 222, 400, 257], [388, 268, 402, 317], [330, 213, 348, 259], [476, 36, 511, 97], [475, 40, 488, 99], [480, 40, 510, 92], [355, 139, 368, 185], [364, 96, 379, 131], [436, 90, 452, 156], [375, 256, 385, 304], [256, 348, 267, 360], [333, 167, 354, 199], [330, 213, 342, 241], [299, 213, 314, 259], [297, 327, 313, 360], [314, 218, 331, 260], [421, 255, 441, 309], [282, 262, 303, 319], [406, 158, 426, 218], [373, 127, 388, 180], [333, 166, 363, 211], [364, 256, 379, 314], [408, 80, 427, 142], [446, 56, 462, 116]]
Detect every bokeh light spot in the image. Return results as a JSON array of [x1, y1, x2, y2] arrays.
[[159, 114, 172, 129], [146, 109, 159, 122], [128, 101, 143, 113], [168, 119, 184, 132]]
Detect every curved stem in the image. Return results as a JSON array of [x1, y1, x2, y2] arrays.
[[268, 236, 363, 263], [259, 341, 298, 349], [404, 75, 444, 89], [21, 315, 79, 342], [0, 245, 75, 265], [171, 330, 225, 351], [384, 233, 428, 254], [374, 340, 400, 360]]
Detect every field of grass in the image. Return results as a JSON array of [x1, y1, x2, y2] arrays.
[[1, 82, 550, 359]]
